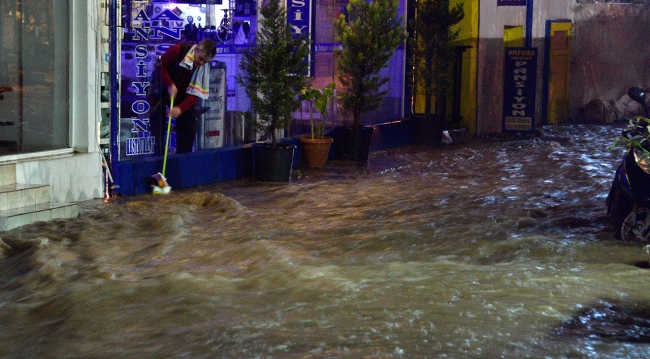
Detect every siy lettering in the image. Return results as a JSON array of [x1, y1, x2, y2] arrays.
[[291, 25, 308, 34]]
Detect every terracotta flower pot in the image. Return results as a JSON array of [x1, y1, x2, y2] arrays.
[[299, 136, 334, 168]]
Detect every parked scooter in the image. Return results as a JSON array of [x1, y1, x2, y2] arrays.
[[607, 87, 650, 241]]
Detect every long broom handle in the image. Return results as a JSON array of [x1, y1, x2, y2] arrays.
[[162, 96, 174, 177]]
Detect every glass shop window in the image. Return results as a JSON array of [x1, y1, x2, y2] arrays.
[[0, 1, 69, 155], [119, 0, 258, 159]]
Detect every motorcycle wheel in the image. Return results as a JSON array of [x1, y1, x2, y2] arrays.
[[620, 207, 650, 242], [608, 186, 629, 239]]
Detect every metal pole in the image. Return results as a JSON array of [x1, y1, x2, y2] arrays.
[[17, 1, 23, 151], [525, 0, 533, 47], [109, 0, 120, 195]]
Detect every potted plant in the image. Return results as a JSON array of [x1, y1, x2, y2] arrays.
[[409, 0, 464, 146], [299, 82, 336, 168], [332, 0, 406, 163], [236, 0, 311, 181]]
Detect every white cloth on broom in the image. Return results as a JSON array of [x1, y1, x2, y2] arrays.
[[179, 45, 210, 100]]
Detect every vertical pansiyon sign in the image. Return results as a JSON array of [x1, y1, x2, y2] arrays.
[[286, 0, 312, 76], [124, 0, 183, 156], [502, 47, 537, 133]]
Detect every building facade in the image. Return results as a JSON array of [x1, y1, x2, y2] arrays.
[[107, 0, 407, 196], [3, 0, 650, 203], [475, 0, 650, 135], [0, 1, 104, 203]]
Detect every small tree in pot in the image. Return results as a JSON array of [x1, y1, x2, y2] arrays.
[[236, 0, 311, 181], [409, 0, 464, 146], [333, 0, 406, 163]]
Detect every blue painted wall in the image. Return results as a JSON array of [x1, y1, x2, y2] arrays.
[[115, 119, 424, 196]]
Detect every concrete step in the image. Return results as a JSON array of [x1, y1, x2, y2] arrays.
[[0, 164, 78, 232], [0, 183, 50, 211], [0, 202, 79, 232], [0, 164, 16, 187]]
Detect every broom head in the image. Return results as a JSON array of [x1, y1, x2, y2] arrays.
[[151, 172, 169, 188], [152, 185, 172, 195], [151, 172, 171, 195]]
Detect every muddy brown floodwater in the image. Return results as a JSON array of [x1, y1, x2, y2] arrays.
[[2, 124, 650, 358]]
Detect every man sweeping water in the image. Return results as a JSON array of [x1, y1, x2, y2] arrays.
[[150, 39, 216, 194]]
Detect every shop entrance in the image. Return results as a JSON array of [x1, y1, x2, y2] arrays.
[[545, 20, 572, 124]]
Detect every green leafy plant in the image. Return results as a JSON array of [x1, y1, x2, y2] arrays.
[[610, 117, 650, 161], [409, 0, 464, 145], [333, 0, 406, 128], [236, 0, 311, 145], [301, 82, 336, 139]]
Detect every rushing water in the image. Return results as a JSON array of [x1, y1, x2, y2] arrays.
[[2, 124, 650, 358]]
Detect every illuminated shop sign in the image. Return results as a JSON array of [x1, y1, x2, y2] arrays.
[[502, 47, 537, 133], [314, 43, 341, 52], [286, 0, 312, 76], [123, 2, 184, 156], [497, 0, 526, 6]]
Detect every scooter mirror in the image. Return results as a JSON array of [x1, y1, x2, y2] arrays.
[[629, 87, 649, 117], [628, 87, 646, 103]]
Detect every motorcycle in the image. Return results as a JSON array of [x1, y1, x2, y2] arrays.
[[606, 87, 650, 241]]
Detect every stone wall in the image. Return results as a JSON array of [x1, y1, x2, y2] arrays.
[[571, 3, 650, 122], [577, 0, 650, 4]]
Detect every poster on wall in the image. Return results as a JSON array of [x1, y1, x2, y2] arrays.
[[497, 0, 527, 6], [198, 62, 227, 150], [234, 0, 257, 16], [502, 47, 537, 133]]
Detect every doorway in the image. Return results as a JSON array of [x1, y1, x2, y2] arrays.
[[544, 20, 572, 124]]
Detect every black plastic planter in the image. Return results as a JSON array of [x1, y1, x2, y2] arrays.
[[331, 126, 374, 164], [252, 143, 296, 182], [410, 114, 444, 147]]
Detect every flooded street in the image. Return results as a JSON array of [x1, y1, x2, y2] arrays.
[[3, 124, 650, 358]]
